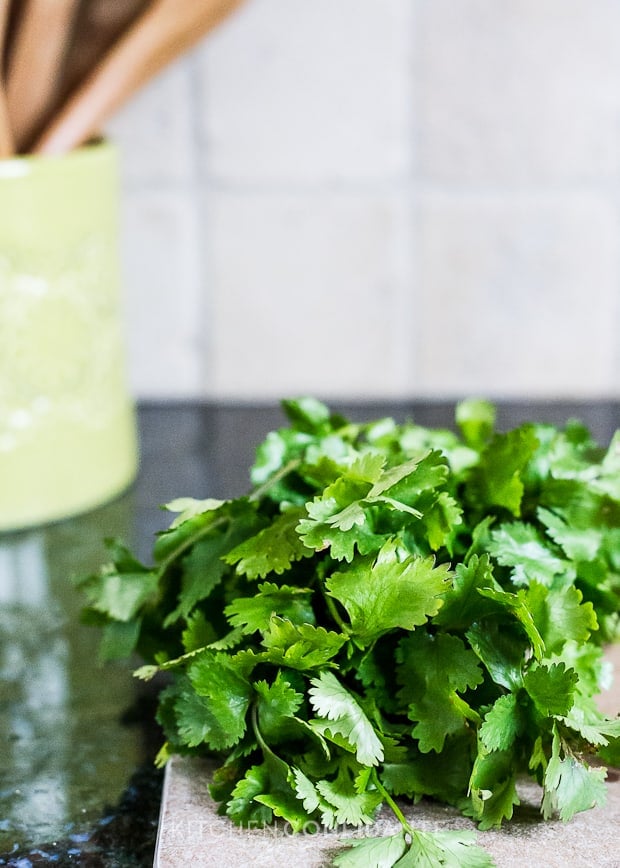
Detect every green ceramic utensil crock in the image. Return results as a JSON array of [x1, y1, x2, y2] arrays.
[[0, 139, 138, 530]]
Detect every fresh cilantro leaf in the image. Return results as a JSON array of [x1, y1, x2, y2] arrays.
[[473, 775, 520, 831], [261, 617, 347, 670], [467, 425, 539, 516], [181, 610, 217, 652], [406, 830, 495, 867], [466, 622, 525, 691], [225, 582, 315, 635], [153, 500, 226, 565], [224, 506, 314, 578], [316, 766, 383, 827], [333, 829, 494, 868], [488, 521, 570, 587], [598, 734, 620, 767], [178, 651, 252, 750], [479, 693, 524, 752], [332, 832, 408, 867], [98, 617, 141, 661], [326, 541, 451, 645], [468, 748, 520, 829], [562, 702, 620, 747], [226, 763, 276, 827], [422, 490, 463, 551], [291, 766, 322, 815], [174, 687, 231, 749], [381, 735, 474, 804], [250, 428, 306, 486], [594, 430, 620, 500], [281, 396, 334, 433], [354, 645, 398, 714], [297, 454, 394, 562], [544, 757, 608, 821], [542, 728, 608, 821], [396, 632, 483, 752], [537, 507, 602, 562], [252, 790, 310, 832], [299, 497, 383, 562], [548, 638, 606, 697], [298, 452, 451, 562], [433, 554, 497, 630], [456, 397, 496, 448], [163, 496, 225, 528], [254, 672, 304, 744], [309, 671, 384, 766], [477, 586, 545, 660], [81, 557, 158, 622], [523, 662, 578, 718], [524, 582, 598, 653], [377, 450, 450, 505], [163, 537, 228, 626]]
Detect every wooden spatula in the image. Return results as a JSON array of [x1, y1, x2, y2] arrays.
[[34, 0, 247, 156], [0, 0, 14, 158], [6, 0, 81, 152]]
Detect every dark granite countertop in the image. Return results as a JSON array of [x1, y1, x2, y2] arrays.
[[1, 400, 618, 866]]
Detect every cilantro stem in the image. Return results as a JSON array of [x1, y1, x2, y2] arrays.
[[251, 703, 265, 748], [157, 515, 227, 577], [249, 459, 301, 503], [370, 769, 413, 835], [323, 589, 350, 634]]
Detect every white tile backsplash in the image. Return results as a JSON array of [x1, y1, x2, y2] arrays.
[[416, 0, 620, 184], [413, 192, 620, 397], [205, 191, 414, 398], [105, 0, 620, 401], [197, 0, 414, 185], [120, 190, 203, 398]]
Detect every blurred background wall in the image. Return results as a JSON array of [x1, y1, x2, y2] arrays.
[[106, 0, 620, 402]]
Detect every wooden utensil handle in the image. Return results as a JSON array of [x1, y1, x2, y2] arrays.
[[35, 0, 247, 156], [6, 0, 81, 152], [0, 0, 14, 158]]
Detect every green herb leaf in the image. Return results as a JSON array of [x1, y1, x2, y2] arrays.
[[254, 672, 304, 744], [326, 541, 451, 646], [262, 617, 347, 670], [488, 522, 570, 587], [81, 553, 157, 622], [225, 582, 315, 635], [542, 728, 608, 821], [332, 832, 408, 867], [479, 693, 524, 752], [523, 662, 578, 718], [467, 426, 539, 516], [175, 651, 252, 750], [396, 631, 483, 752], [309, 671, 384, 766], [224, 506, 314, 578], [316, 768, 382, 827]]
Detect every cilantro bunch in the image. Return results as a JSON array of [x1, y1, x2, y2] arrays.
[[80, 398, 620, 867]]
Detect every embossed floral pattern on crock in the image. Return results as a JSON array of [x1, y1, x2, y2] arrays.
[[0, 235, 127, 453]]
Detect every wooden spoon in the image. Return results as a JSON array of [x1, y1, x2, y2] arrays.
[[34, 0, 247, 156], [55, 0, 151, 112], [0, 0, 14, 158], [6, 0, 81, 152]]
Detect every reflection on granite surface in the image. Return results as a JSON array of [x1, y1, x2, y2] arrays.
[[0, 496, 151, 863], [0, 401, 617, 866]]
